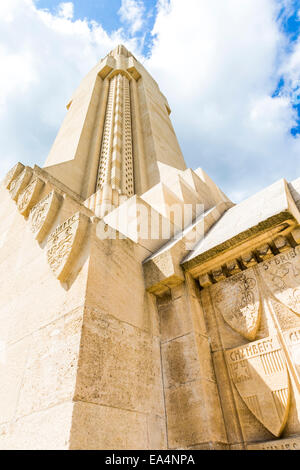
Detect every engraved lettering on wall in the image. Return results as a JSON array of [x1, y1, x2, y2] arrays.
[[29, 191, 61, 242], [47, 212, 89, 282]]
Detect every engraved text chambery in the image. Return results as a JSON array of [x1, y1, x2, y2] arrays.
[[226, 335, 290, 436]]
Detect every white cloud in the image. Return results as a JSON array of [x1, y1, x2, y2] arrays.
[[118, 0, 145, 35], [57, 2, 74, 20], [146, 0, 300, 201], [0, 0, 142, 178], [0, 0, 300, 204]]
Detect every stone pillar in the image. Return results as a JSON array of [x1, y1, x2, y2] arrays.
[[157, 275, 228, 449]]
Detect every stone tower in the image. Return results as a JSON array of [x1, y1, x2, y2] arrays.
[[1, 45, 300, 450]]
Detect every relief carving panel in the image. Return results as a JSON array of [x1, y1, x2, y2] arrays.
[[213, 268, 261, 340], [258, 248, 300, 315], [226, 335, 290, 437], [46, 212, 89, 282], [29, 191, 61, 242], [9, 168, 33, 201]]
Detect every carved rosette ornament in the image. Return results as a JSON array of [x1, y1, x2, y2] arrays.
[[17, 178, 44, 217], [46, 212, 89, 282], [9, 168, 33, 201], [259, 248, 300, 316], [213, 268, 261, 340], [4, 162, 25, 190], [29, 191, 61, 242], [226, 335, 290, 437]]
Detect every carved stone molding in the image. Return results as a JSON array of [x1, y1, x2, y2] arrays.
[[46, 212, 89, 282], [17, 178, 44, 217], [29, 191, 61, 242], [4, 162, 25, 190], [212, 268, 261, 341], [226, 335, 290, 437], [198, 230, 300, 289], [9, 168, 33, 201]]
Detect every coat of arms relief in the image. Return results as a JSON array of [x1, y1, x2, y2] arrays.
[[212, 248, 300, 437], [47, 212, 89, 282], [226, 335, 290, 437], [214, 268, 261, 341]]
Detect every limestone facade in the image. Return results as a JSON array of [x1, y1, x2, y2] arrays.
[[0, 45, 300, 450]]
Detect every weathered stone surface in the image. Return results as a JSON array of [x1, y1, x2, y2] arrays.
[[0, 402, 74, 450], [4, 162, 25, 190], [75, 307, 164, 417], [159, 294, 194, 343], [70, 402, 166, 450], [16, 308, 83, 419], [47, 212, 89, 282], [165, 379, 227, 448], [212, 350, 244, 445]]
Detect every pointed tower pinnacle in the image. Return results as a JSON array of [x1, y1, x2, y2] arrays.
[[43, 45, 188, 216], [108, 44, 136, 59]]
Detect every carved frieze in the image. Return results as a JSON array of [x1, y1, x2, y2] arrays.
[[226, 335, 290, 437], [29, 191, 61, 242], [197, 236, 298, 289], [46, 212, 89, 282], [4, 162, 25, 190], [258, 248, 300, 316], [17, 178, 44, 217], [9, 168, 33, 201], [213, 268, 261, 340]]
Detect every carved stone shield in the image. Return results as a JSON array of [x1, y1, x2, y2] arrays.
[[9, 168, 33, 201], [29, 191, 61, 242], [47, 212, 89, 282], [226, 335, 290, 437], [258, 249, 300, 316], [17, 178, 44, 217], [213, 268, 261, 340], [4, 162, 24, 190]]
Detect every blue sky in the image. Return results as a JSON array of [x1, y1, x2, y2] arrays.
[[1, 0, 300, 203], [36, 0, 157, 54], [277, 1, 300, 135]]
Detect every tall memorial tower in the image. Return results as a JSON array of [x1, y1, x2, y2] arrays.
[[1, 45, 300, 450]]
